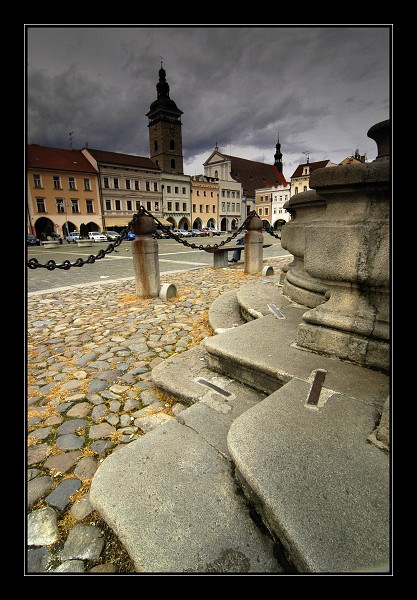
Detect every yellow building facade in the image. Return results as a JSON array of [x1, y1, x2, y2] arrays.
[[27, 145, 102, 239], [190, 176, 219, 229]]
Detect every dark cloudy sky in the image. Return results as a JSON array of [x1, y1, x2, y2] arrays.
[[26, 25, 391, 180]]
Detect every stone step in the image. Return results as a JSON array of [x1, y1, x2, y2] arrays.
[[227, 377, 390, 573], [208, 289, 245, 333], [90, 403, 282, 573]]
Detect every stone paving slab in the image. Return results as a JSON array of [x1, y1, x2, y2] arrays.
[[227, 377, 390, 573], [90, 419, 281, 573]]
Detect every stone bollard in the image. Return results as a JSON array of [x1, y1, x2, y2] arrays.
[[131, 214, 160, 298], [281, 190, 329, 307], [244, 214, 264, 274], [296, 119, 390, 373]]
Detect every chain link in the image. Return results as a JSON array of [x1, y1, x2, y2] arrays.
[[27, 207, 280, 270]]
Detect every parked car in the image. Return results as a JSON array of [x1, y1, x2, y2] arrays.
[[191, 229, 206, 237], [202, 227, 221, 236], [175, 229, 192, 238], [27, 233, 40, 246], [46, 232, 63, 244], [153, 228, 170, 239], [126, 232, 136, 240], [105, 230, 121, 241], [88, 232, 108, 242], [66, 232, 81, 243]]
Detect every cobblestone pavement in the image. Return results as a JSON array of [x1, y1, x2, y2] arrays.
[[26, 258, 288, 575]]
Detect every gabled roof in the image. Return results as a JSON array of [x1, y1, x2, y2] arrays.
[[290, 160, 332, 179], [27, 145, 98, 173], [223, 154, 288, 197], [85, 148, 160, 170]]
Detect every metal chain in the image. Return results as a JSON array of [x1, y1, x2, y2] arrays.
[[27, 207, 280, 270]]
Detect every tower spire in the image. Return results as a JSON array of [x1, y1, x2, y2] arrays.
[[274, 131, 283, 173]]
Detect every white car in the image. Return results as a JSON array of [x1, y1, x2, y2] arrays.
[[66, 232, 81, 243], [88, 232, 108, 242]]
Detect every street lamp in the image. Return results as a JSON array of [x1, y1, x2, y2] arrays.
[[64, 200, 69, 236]]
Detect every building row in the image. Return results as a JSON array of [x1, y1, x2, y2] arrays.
[[27, 65, 366, 240]]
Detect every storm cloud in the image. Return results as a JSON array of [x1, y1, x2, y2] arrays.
[[26, 25, 391, 179]]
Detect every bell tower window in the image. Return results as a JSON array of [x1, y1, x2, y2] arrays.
[[169, 139, 175, 150], [154, 140, 158, 151]]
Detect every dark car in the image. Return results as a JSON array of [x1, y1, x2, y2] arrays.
[[153, 229, 170, 239], [27, 233, 40, 246], [106, 230, 121, 241]]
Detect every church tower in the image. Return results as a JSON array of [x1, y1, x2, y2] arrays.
[[274, 132, 283, 173], [146, 63, 184, 174]]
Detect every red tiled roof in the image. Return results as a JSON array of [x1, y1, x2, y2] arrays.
[[86, 148, 160, 170], [27, 145, 98, 173], [290, 160, 331, 179], [223, 154, 288, 197]]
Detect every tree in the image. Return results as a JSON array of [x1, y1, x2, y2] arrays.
[[80, 223, 89, 239]]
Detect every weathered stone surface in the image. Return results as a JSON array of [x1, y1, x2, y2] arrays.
[[88, 423, 116, 439], [56, 433, 85, 450], [52, 560, 85, 572], [135, 412, 173, 432], [70, 494, 94, 520], [28, 475, 55, 508], [66, 402, 91, 418], [44, 478, 82, 511], [56, 419, 88, 435], [27, 507, 59, 546], [90, 440, 114, 456], [74, 456, 98, 480], [60, 524, 105, 561], [27, 444, 51, 466], [44, 450, 82, 473], [27, 547, 52, 572]]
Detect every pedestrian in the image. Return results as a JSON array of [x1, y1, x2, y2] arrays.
[[229, 235, 244, 263]]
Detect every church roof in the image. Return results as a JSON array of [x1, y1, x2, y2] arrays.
[[223, 154, 288, 197]]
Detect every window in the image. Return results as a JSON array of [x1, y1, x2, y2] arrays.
[[199, 205, 203, 213], [114, 178, 119, 189], [126, 180, 131, 190], [36, 198, 46, 212], [169, 139, 175, 150], [154, 140, 158, 151], [53, 176, 61, 189], [203, 191, 206, 197], [84, 178, 91, 191], [86, 200, 93, 213], [115, 200, 121, 210], [167, 185, 171, 193], [206, 205, 209, 213], [71, 199, 79, 213], [231, 191, 235, 198], [171, 159, 176, 169], [236, 203, 240, 212], [105, 199, 111, 210], [193, 204, 196, 212], [274, 207, 277, 214], [222, 203, 225, 212], [280, 196, 282, 202], [265, 207, 269, 216], [232, 203, 235, 212], [33, 174, 42, 188], [134, 180, 139, 190], [236, 191, 240, 198], [127, 200, 132, 211], [175, 186, 179, 194], [135, 201, 141, 210], [227, 203, 230, 212], [69, 177, 76, 190], [260, 196, 263, 202], [155, 202, 159, 211], [167, 202, 172, 211], [154, 182, 158, 192], [259, 208, 263, 216], [197, 191, 200, 196], [295, 187, 298, 194], [147, 201, 151, 210], [213, 206, 216, 213], [210, 192, 213, 197], [103, 177, 109, 189], [303, 186, 307, 192], [56, 199, 64, 213], [214, 170, 218, 178], [175, 202, 180, 211], [227, 191, 230, 198], [182, 187, 186, 194], [146, 181, 150, 191], [182, 203, 187, 211], [222, 191, 225, 198]]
